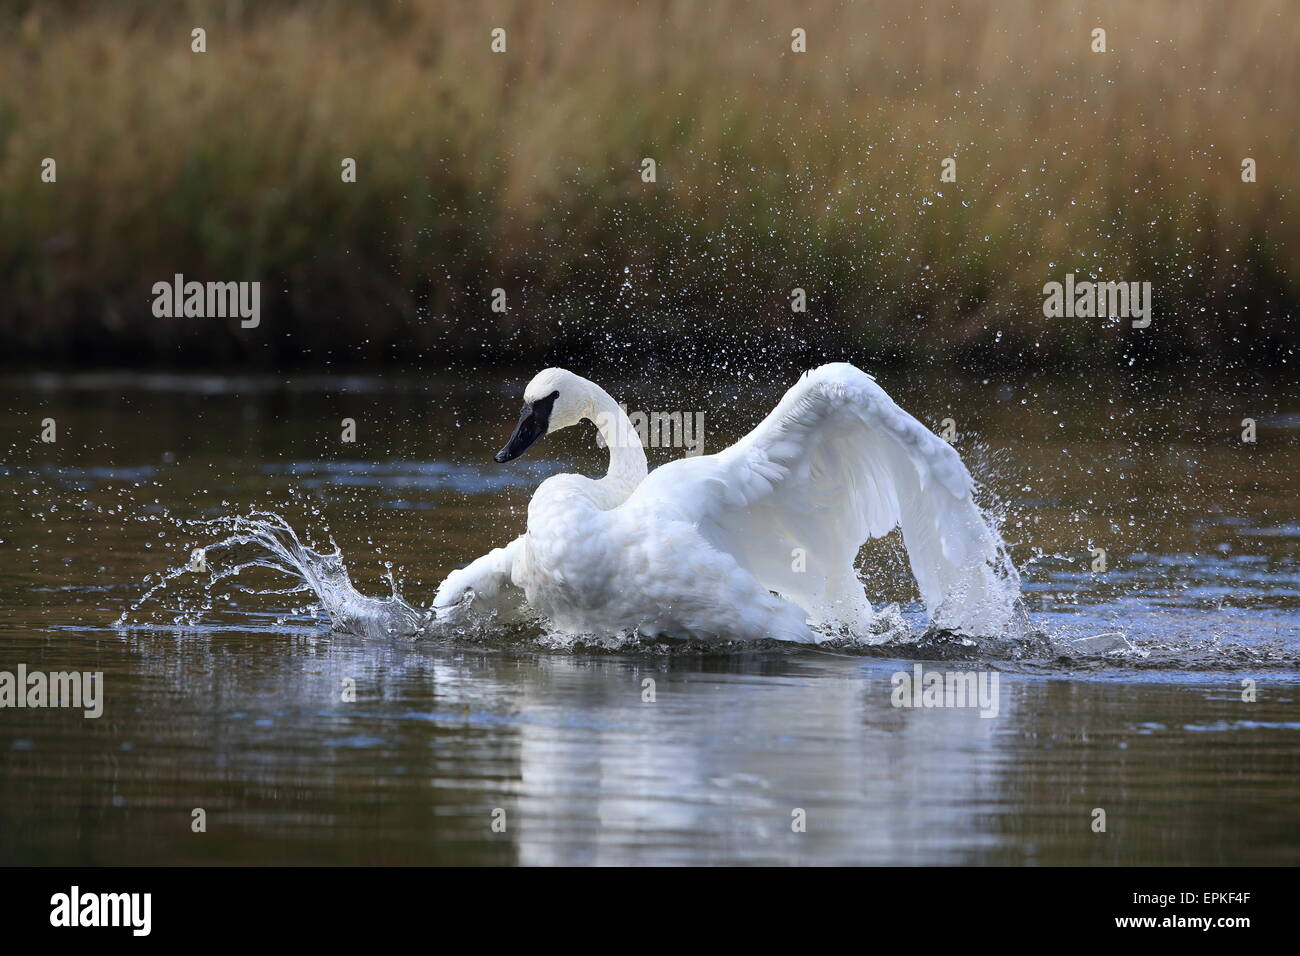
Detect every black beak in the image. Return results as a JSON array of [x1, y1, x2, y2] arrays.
[[494, 390, 558, 463]]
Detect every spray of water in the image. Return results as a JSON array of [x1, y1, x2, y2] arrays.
[[115, 502, 1036, 653], [115, 511, 433, 639], [110, 502, 1295, 670]]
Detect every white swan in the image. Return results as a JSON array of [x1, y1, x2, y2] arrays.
[[432, 363, 1017, 643]]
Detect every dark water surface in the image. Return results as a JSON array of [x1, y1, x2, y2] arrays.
[[2, 369, 1298, 865]]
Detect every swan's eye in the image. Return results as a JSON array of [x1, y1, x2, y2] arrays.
[[496, 390, 559, 462], [529, 391, 559, 417]]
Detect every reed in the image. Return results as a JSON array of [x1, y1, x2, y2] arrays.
[[1, 0, 1296, 369]]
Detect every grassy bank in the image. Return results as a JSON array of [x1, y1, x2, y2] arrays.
[[1, 0, 1297, 371]]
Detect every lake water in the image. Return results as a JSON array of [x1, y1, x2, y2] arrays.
[[2, 368, 1298, 865]]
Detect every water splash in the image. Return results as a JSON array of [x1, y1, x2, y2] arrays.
[[116, 511, 433, 639], [115, 504, 1024, 650], [112, 507, 1297, 673]]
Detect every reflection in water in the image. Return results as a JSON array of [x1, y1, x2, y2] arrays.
[[508, 657, 1012, 865], [1, 371, 1298, 864], [2, 628, 1296, 865]]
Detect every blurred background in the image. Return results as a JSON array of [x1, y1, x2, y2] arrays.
[[0, 0, 1296, 374]]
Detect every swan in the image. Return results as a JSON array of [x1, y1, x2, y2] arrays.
[[432, 363, 1017, 643]]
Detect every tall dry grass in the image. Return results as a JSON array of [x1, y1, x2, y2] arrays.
[[0, 0, 1296, 369]]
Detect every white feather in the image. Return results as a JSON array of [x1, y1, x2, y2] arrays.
[[434, 363, 1019, 642]]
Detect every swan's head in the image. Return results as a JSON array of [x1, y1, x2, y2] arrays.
[[494, 367, 593, 463]]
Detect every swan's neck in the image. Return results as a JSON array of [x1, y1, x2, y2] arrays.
[[585, 387, 647, 492]]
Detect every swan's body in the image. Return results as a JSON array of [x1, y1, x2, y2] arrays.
[[434, 363, 1017, 643]]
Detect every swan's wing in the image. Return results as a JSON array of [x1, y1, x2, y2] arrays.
[[433, 534, 530, 624], [673, 363, 1016, 634]]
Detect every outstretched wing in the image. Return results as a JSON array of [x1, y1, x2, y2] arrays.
[[660, 363, 1016, 634]]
